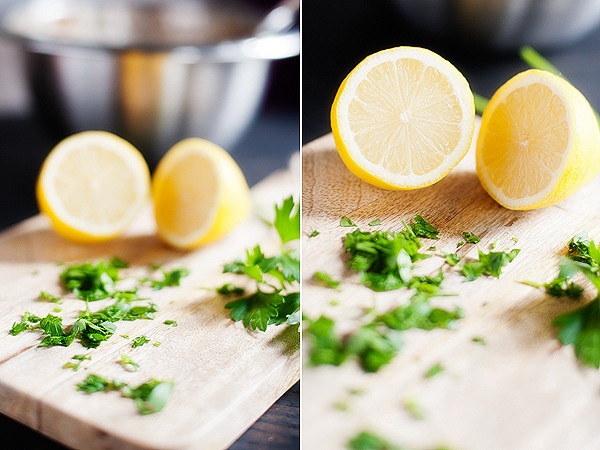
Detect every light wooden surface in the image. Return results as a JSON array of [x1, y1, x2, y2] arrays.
[[0, 155, 300, 450], [301, 128, 600, 450]]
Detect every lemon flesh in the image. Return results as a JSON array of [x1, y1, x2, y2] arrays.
[[331, 46, 475, 190], [476, 69, 600, 210], [152, 138, 251, 249], [36, 131, 151, 243]]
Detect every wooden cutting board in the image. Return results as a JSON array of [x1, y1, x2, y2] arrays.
[[0, 155, 300, 450], [301, 128, 600, 450]]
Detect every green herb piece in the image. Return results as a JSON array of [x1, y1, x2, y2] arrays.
[[340, 216, 356, 227], [40, 291, 62, 303], [141, 268, 189, 290], [222, 198, 300, 332], [60, 258, 127, 301], [553, 299, 600, 368], [404, 397, 425, 420], [347, 431, 402, 450], [462, 232, 480, 244], [473, 92, 490, 115], [442, 251, 462, 266], [472, 337, 486, 345], [77, 375, 173, 414], [460, 249, 520, 281], [120, 354, 139, 371], [77, 374, 126, 393], [304, 316, 347, 367], [273, 195, 300, 243], [346, 326, 404, 373], [411, 215, 439, 239], [456, 241, 464, 248], [523, 278, 584, 299], [428, 246, 436, 251], [377, 300, 463, 332], [314, 271, 341, 290], [368, 219, 381, 226], [215, 283, 245, 296], [64, 354, 91, 371], [308, 230, 320, 238], [131, 336, 150, 348], [163, 320, 178, 327], [344, 228, 423, 292], [511, 237, 519, 243], [153, 341, 161, 346], [425, 362, 444, 378]]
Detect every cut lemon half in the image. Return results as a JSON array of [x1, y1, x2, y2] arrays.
[[476, 69, 600, 210], [152, 138, 251, 249], [331, 46, 475, 190], [36, 131, 151, 243]]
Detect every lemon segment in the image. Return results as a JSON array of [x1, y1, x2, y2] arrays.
[[476, 69, 600, 210], [331, 46, 475, 190], [152, 138, 251, 249], [36, 131, 151, 243]]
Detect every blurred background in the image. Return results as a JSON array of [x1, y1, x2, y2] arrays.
[[0, 0, 299, 230], [303, 0, 600, 145], [0, 0, 299, 448]]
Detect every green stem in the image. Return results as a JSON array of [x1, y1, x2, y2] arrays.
[[519, 46, 563, 78], [473, 92, 489, 115]]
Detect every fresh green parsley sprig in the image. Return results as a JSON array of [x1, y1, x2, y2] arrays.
[[221, 196, 300, 332]]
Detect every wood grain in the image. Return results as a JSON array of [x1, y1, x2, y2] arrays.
[[301, 130, 600, 450], [0, 155, 300, 450]]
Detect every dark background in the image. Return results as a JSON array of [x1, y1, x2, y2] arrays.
[[302, 0, 600, 145], [0, 0, 299, 447]]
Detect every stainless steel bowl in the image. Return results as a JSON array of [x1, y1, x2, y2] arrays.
[[391, 0, 600, 50], [0, 0, 299, 162]]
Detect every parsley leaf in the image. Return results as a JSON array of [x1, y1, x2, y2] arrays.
[[314, 271, 341, 290], [442, 251, 462, 266], [225, 290, 284, 332], [340, 216, 357, 227], [344, 228, 423, 292], [215, 283, 245, 296], [410, 215, 439, 239], [308, 230, 320, 238], [462, 231, 480, 244], [424, 362, 444, 378], [368, 219, 381, 226], [460, 249, 520, 281], [60, 258, 127, 301], [304, 316, 347, 367], [346, 326, 404, 373], [347, 431, 402, 450], [141, 268, 189, 290], [131, 335, 150, 348], [77, 375, 173, 415], [273, 195, 300, 244]]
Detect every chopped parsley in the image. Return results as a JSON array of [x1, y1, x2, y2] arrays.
[[368, 219, 381, 226], [221, 196, 300, 332], [314, 271, 341, 290], [340, 216, 357, 227], [163, 320, 178, 327], [60, 257, 128, 301], [40, 291, 62, 303], [119, 354, 139, 371], [141, 268, 189, 290], [404, 397, 425, 420], [442, 251, 462, 266], [472, 337, 486, 345], [215, 283, 245, 296], [131, 336, 150, 348], [424, 362, 444, 378], [460, 248, 520, 281], [308, 230, 320, 238], [77, 374, 173, 415], [344, 227, 424, 292], [462, 231, 480, 244], [347, 431, 402, 450], [410, 215, 439, 239], [64, 354, 91, 371]]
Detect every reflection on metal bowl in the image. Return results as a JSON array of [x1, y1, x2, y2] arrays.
[[0, 0, 299, 163], [391, 0, 600, 50]]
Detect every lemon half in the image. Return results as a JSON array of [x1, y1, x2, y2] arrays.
[[152, 138, 251, 249], [331, 46, 475, 190], [476, 69, 600, 210], [36, 131, 151, 243]]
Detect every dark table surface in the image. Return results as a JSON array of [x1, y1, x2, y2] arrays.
[[0, 50, 299, 449]]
